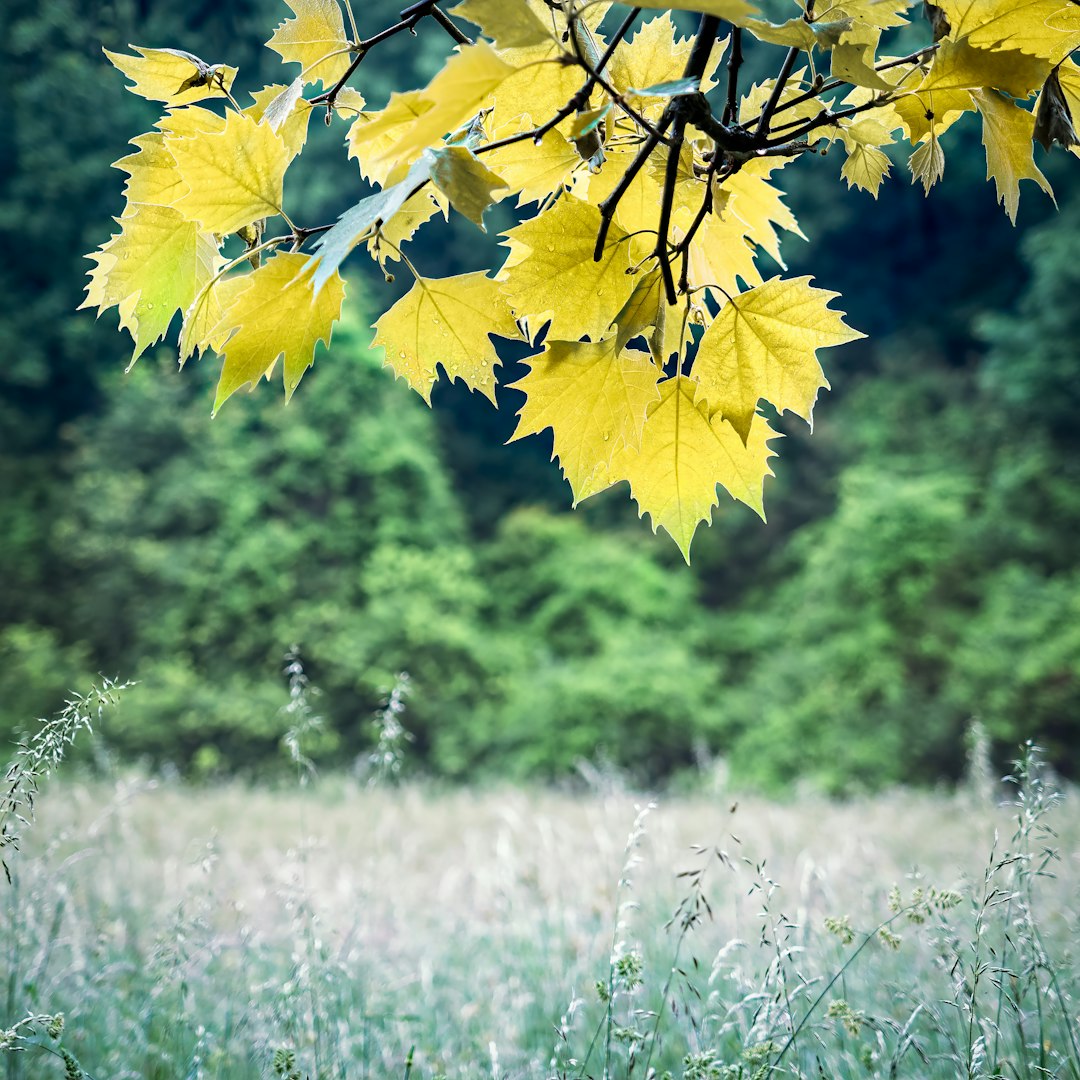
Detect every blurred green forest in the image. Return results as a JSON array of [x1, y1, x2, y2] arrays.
[[2, 1, 1078, 793]]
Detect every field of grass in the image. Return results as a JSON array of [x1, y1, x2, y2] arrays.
[[2, 760, 1078, 1079]]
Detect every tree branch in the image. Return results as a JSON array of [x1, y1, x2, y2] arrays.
[[723, 26, 743, 126], [311, 0, 473, 108], [754, 46, 800, 138]]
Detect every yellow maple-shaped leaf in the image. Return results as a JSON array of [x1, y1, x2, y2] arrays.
[[837, 117, 897, 196], [266, 0, 352, 88], [450, 0, 555, 49], [920, 40, 1049, 98], [428, 147, 508, 230], [499, 197, 638, 341], [179, 272, 247, 362], [483, 36, 584, 135], [608, 13, 725, 111], [829, 22, 896, 92], [81, 203, 219, 362], [371, 272, 519, 404], [347, 92, 434, 186], [631, 0, 760, 25], [611, 269, 691, 366], [480, 128, 581, 206], [909, 130, 945, 191], [893, 88, 973, 144], [724, 158, 805, 265], [168, 110, 290, 234], [609, 376, 779, 562], [379, 42, 518, 162], [208, 252, 345, 410], [840, 142, 892, 196], [972, 89, 1053, 223], [246, 82, 315, 160], [103, 46, 237, 107], [684, 211, 763, 297], [112, 133, 189, 208], [831, 0, 913, 29], [157, 104, 227, 139], [692, 276, 865, 442], [367, 190, 444, 263], [508, 337, 662, 502], [939, 0, 1080, 64]]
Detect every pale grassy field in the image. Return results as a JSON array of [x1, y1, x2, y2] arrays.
[[3, 772, 1078, 1078]]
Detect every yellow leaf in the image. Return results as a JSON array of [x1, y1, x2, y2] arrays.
[[684, 211, 762, 297], [246, 82, 315, 159], [157, 105, 227, 139], [609, 13, 725, 111], [428, 146, 509, 230], [830, 0, 914, 29], [168, 110, 290, 234], [893, 88, 973, 144], [938, 0, 1080, 64], [208, 252, 346, 410], [379, 42, 518, 162], [631, 0, 761, 25], [741, 69, 823, 136], [80, 203, 220, 361], [367, 190, 444, 263], [179, 273, 247, 362], [972, 89, 1054, 223], [372, 273, 519, 404], [692, 276, 864, 442], [499, 196, 638, 341], [485, 39, 583, 134], [837, 118, 897, 196], [346, 92, 434, 185], [112, 133, 188, 208], [908, 130, 945, 192], [266, 0, 352, 88], [830, 23, 895, 92], [724, 158, 806, 265], [508, 337, 662, 502], [611, 269, 691, 366], [480, 128, 581, 206], [609, 376, 779, 562], [450, 0, 554, 49], [841, 142, 892, 195], [103, 45, 237, 107], [919, 40, 1049, 98]]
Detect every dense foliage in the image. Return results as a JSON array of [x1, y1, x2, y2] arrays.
[[1, 0, 1078, 791]]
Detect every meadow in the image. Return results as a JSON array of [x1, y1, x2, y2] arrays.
[[2, 754, 1078, 1079]]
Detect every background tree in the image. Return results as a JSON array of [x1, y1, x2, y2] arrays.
[[2, 0, 1077, 788]]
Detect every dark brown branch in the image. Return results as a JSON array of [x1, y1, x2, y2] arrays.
[[764, 95, 891, 145], [677, 157, 718, 295], [655, 120, 686, 304], [311, 0, 473, 108], [653, 15, 722, 302], [754, 46, 800, 137], [723, 26, 743, 126]]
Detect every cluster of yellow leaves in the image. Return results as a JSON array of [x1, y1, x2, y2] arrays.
[[82, 24, 347, 406], [83, 0, 1078, 558]]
